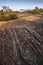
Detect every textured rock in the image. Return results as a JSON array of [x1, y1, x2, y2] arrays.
[[0, 21, 43, 65]]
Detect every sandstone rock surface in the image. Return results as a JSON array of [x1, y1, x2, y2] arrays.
[[0, 20, 43, 65]]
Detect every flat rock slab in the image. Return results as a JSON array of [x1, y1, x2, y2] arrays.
[[0, 21, 43, 65]]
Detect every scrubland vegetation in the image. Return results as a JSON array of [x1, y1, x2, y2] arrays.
[[23, 7, 43, 15], [0, 6, 43, 21], [0, 6, 18, 21]]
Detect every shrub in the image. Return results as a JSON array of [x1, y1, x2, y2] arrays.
[[0, 6, 18, 21], [9, 14, 18, 20], [0, 14, 18, 21]]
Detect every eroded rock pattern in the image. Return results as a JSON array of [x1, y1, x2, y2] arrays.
[[0, 21, 43, 65]]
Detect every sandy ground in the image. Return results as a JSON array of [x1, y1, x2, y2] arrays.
[[16, 13, 43, 21], [0, 13, 43, 29]]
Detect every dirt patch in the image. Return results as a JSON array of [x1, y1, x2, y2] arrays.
[[0, 22, 6, 29]]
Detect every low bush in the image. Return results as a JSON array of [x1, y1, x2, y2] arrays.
[[9, 14, 18, 20], [0, 14, 18, 21], [0, 6, 18, 21]]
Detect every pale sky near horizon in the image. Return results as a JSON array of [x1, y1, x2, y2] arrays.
[[0, 0, 43, 10]]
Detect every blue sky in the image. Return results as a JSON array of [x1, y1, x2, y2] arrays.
[[0, 0, 43, 10]]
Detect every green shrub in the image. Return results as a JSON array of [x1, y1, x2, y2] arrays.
[[0, 6, 18, 21], [9, 14, 18, 20], [0, 14, 18, 21], [0, 16, 10, 21]]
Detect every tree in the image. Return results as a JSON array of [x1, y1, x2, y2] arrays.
[[35, 6, 39, 10], [2, 6, 10, 12]]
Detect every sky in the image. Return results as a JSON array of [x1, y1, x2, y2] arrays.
[[0, 0, 43, 10]]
